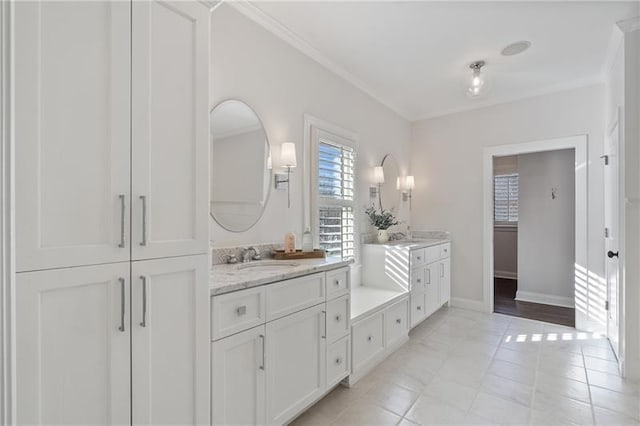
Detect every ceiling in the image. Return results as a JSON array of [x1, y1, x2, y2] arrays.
[[235, 1, 639, 121]]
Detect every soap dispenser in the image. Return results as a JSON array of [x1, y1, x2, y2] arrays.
[[302, 228, 313, 252]]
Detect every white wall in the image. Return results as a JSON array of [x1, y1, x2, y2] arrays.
[[210, 4, 411, 261], [517, 149, 575, 307], [411, 85, 605, 310]]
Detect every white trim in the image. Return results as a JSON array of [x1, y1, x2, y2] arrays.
[[1, 0, 15, 422], [617, 16, 640, 34], [494, 271, 517, 280], [227, 1, 412, 121], [414, 80, 603, 122], [450, 297, 490, 313], [601, 25, 624, 80], [483, 136, 588, 326], [515, 291, 575, 309]]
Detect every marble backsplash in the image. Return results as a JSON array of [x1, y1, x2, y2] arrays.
[[211, 242, 283, 265], [360, 229, 451, 244]]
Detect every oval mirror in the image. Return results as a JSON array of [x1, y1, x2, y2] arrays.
[[379, 154, 401, 212], [210, 100, 271, 232]]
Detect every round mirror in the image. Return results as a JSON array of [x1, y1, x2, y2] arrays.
[[379, 154, 401, 212], [210, 100, 271, 232]]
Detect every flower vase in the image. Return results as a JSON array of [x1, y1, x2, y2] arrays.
[[377, 229, 389, 243]]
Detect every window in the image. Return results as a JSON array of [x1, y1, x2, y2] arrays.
[[494, 173, 518, 223], [314, 132, 356, 260]]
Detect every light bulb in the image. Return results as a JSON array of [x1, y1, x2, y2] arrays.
[[467, 60, 488, 98]]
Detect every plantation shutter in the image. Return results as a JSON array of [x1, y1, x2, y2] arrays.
[[494, 174, 518, 223]]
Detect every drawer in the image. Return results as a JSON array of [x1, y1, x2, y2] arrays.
[[410, 268, 425, 293], [211, 287, 266, 340], [326, 267, 350, 300], [440, 243, 451, 259], [265, 273, 325, 321], [410, 249, 426, 268], [326, 295, 350, 342], [352, 312, 385, 371], [424, 245, 441, 264], [385, 298, 409, 348], [410, 293, 427, 328], [327, 336, 350, 388]]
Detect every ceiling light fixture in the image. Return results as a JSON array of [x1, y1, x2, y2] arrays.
[[467, 60, 487, 98], [501, 40, 531, 56]]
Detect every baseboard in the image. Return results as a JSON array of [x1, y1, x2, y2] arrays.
[[494, 270, 517, 280], [450, 297, 489, 312], [515, 290, 574, 308]]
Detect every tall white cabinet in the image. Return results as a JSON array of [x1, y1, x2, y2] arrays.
[[13, 1, 211, 425]]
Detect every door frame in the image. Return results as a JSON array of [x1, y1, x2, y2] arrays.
[[482, 135, 589, 329], [1, 0, 16, 423]]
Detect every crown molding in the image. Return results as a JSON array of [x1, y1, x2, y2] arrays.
[[617, 16, 640, 33], [601, 24, 624, 79], [226, 0, 414, 121], [413, 78, 604, 122]]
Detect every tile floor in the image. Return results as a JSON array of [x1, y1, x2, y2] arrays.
[[291, 307, 640, 425]]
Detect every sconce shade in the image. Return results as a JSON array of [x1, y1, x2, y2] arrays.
[[281, 142, 297, 168], [373, 166, 385, 184], [405, 175, 415, 190]]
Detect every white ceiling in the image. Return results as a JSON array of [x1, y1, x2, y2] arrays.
[[236, 1, 639, 121]]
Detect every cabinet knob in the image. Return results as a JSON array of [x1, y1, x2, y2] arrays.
[[367, 335, 374, 342], [417, 279, 421, 283], [335, 357, 342, 365], [334, 280, 341, 287], [236, 305, 247, 316], [417, 306, 422, 311], [396, 318, 402, 324], [335, 314, 342, 322], [417, 256, 422, 260]]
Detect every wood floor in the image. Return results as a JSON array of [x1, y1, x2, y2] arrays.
[[494, 278, 575, 327]]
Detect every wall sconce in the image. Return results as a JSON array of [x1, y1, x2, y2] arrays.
[[402, 175, 415, 209], [274, 142, 297, 208], [369, 166, 385, 201]]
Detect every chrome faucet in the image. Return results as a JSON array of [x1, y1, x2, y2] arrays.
[[241, 246, 262, 263]]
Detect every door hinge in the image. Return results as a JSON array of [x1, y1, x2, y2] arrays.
[[600, 155, 609, 165], [605, 300, 610, 311], [605, 227, 610, 238]]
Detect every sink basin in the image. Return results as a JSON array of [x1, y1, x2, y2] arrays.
[[235, 261, 300, 272]]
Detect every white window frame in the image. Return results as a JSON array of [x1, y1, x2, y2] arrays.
[[493, 173, 518, 225], [303, 115, 359, 260]]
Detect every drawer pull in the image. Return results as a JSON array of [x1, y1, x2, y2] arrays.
[[367, 335, 374, 342], [335, 357, 342, 365], [334, 279, 341, 287], [417, 256, 422, 260], [236, 305, 247, 316], [335, 314, 342, 322], [417, 306, 422, 311], [396, 318, 402, 324], [259, 334, 265, 370]]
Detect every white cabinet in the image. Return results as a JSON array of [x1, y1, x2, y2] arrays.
[[424, 262, 441, 317], [131, 255, 209, 426], [15, 0, 209, 272], [440, 258, 451, 306], [131, 0, 209, 261], [15, 1, 132, 272], [212, 325, 266, 426], [266, 304, 327, 425], [16, 263, 131, 425]]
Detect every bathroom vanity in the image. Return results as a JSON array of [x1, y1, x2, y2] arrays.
[[209, 259, 351, 426]]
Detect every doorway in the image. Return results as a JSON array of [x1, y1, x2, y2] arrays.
[[491, 150, 576, 327], [483, 136, 595, 331]]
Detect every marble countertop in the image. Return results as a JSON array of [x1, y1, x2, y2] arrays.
[[363, 237, 450, 250], [209, 257, 353, 296]]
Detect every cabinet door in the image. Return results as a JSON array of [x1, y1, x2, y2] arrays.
[[424, 263, 441, 317], [212, 326, 266, 426], [266, 304, 326, 425], [16, 263, 131, 425], [131, 255, 209, 426], [15, 1, 131, 272], [440, 258, 451, 305], [131, 0, 209, 261]]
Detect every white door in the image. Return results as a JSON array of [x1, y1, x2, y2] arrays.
[[424, 263, 441, 316], [266, 304, 326, 425], [604, 121, 620, 359], [211, 326, 266, 426], [16, 263, 131, 425], [14, 1, 131, 272], [131, 254, 209, 426], [439, 258, 451, 305], [131, 0, 209, 261]]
